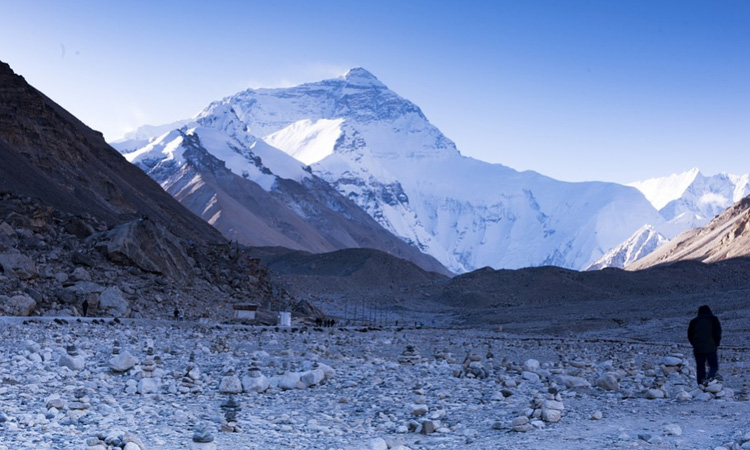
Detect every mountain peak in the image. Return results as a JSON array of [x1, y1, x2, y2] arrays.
[[342, 67, 385, 88], [628, 167, 703, 210]]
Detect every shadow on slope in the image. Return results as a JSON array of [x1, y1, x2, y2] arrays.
[[437, 258, 750, 340], [248, 246, 451, 319]]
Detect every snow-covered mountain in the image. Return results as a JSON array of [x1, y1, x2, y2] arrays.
[[628, 194, 750, 270], [629, 168, 750, 236], [116, 68, 665, 272], [117, 117, 450, 276], [582, 169, 750, 269], [585, 225, 668, 270]]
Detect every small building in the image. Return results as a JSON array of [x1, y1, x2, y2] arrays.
[[232, 303, 259, 321], [278, 311, 292, 327]]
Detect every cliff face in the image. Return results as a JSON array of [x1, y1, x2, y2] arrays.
[[0, 60, 222, 245]]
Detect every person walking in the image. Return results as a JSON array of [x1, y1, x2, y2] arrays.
[[687, 305, 722, 385]]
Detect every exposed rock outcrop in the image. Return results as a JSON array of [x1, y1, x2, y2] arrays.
[[95, 218, 194, 281]]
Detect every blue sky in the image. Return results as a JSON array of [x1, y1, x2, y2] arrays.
[[1, 0, 748, 183]]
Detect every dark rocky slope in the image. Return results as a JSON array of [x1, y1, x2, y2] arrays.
[[0, 61, 300, 321], [0, 61, 221, 244]]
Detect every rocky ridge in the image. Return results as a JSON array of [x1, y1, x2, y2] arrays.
[[629, 194, 750, 270], [0, 61, 222, 246]]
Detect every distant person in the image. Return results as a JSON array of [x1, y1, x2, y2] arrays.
[[688, 305, 722, 385], [174, 308, 180, 320], [81, 299, 89, 317]]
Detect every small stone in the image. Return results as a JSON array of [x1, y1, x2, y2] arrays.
[[242, 372, 270, 393], [543, 400, 564, 411], [542, 408, 561, 423], [300, 368, 325, 387], [59, 353, 86, 371], [522, 371, 540, 382], [192, 423, 215, 443], [661, 356, 682, 366], [219, 374, 243, 394], [138, 378, 161, 395], [411, 404, 429, 417], [523, 359, 540, 372], [555, 375, 590, 388], [109, 351, 138, 372], [511, 416, 529, 427], [664, 424, 682, 436], [717, 388, 734, 399], [591, 410, 603, 420], [421, 420, 437, 434], [596, 373, 620, 391], [189, 443, 217, 450], [71, 267, 91, 281], [366, 437, 388, 450], [645, 388, 665, 399], [277, 372, 303, 391]]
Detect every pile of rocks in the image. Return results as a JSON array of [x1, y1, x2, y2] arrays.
[[0, 192, 291, 322], [397, 345, 422, 365], [83, 430, 146, 450]]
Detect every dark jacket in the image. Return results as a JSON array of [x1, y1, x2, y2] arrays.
[[688, 305, 722, 353]]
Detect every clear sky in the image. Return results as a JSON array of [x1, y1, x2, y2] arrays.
[[1, 0, 748, 184]]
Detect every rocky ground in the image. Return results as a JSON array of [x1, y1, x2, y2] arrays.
[[1, 317, 749, 450]]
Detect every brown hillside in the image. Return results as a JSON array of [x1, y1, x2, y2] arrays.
[[0, 60, 222, 244]]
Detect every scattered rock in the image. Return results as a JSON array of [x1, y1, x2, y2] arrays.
[[0, 250, 37, 279], [99, 286, 130, 318], [0, 293, 36, 316], [596, 373, 620, 391], [109, 351, 138, 372]]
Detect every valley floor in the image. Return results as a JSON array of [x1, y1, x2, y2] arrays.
[[1, 317, 749, 449]]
